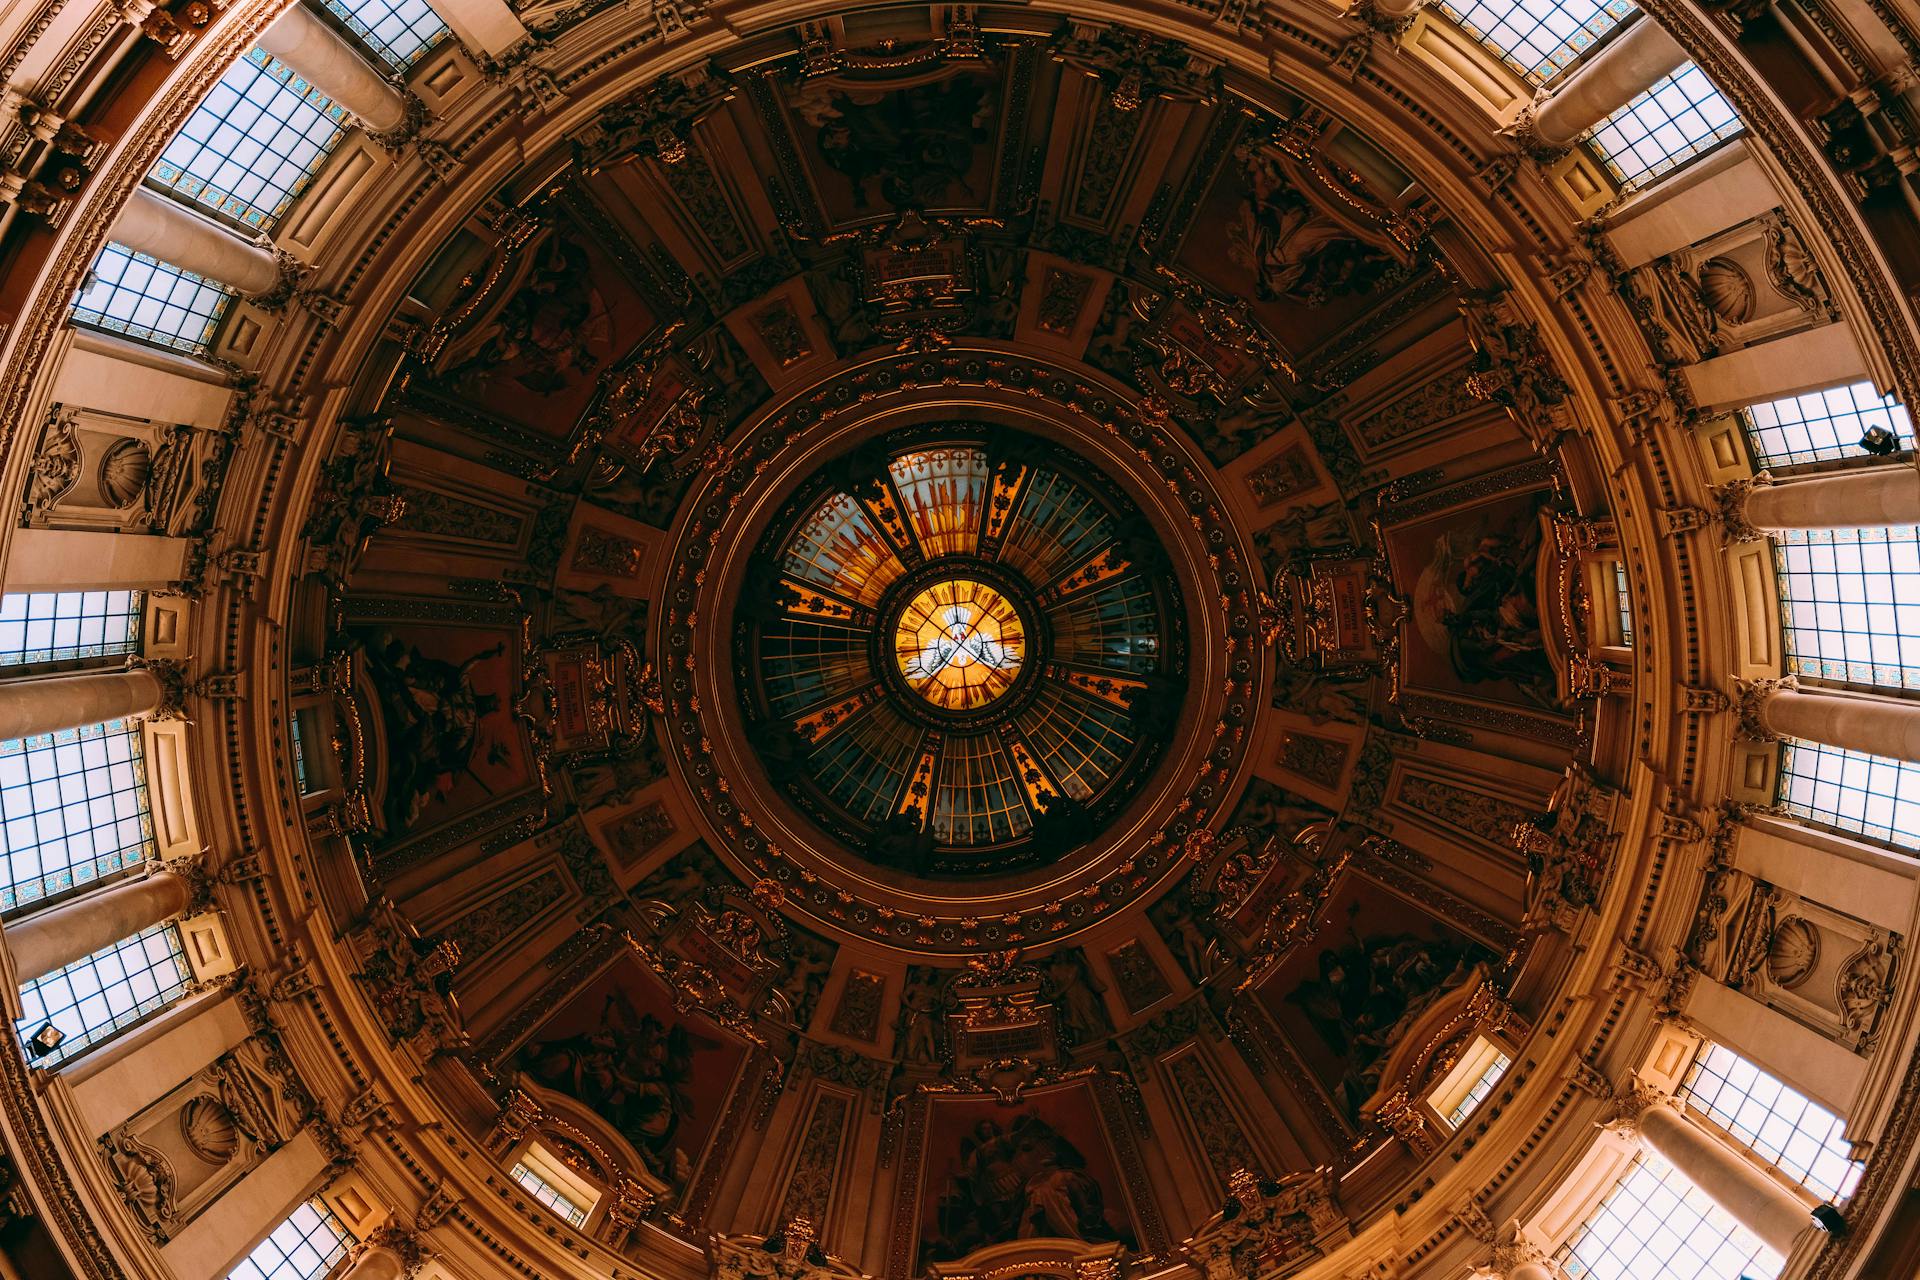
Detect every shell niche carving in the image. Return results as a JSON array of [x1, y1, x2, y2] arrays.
[[98, 438, 152, 509], [1765, 915, 1820, 989], [180, 1095, 242, 1164], [1697, 258, 1755, 325]]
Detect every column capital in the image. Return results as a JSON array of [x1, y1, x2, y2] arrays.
[[1487, 1219, 1556, 1280], [1596, 1076, 1674, 1135], [1733, 676, 1797, 741], [1711, 474, 1774, 543]]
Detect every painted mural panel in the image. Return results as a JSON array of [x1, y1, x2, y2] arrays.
[[1253, 876, 1493, 1123], [915, 1083, 1139, 1269], [1388, 487, 1559, 709], [515, 952, 748, 1196], [783, 65, 1003, 221], [428, 225, 658, 439], [1174, 134, 1408, 349], [354, 620, 532, 841]]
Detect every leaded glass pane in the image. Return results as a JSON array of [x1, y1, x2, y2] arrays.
[[1435, 0, 1636, 82], [151, 48, 348, 231], [1743, 382, 1912, 469], [1777, 738, 1920, 851], [1587, 63, 1741, 189], [1555, 1151, 1782, 1280], [1446, 1049, 1512, 1127], [510, 1161, 590, 1227], [317, 0, 448, 73], [0, 719, 153, 915], [0, 591, 143, 666], [72, 245, 232, 354], [16, 923, 187, 1064], [1776, 525, 1920, 689], [1679, 1042, 1863, 1201], [226, 1200, 354, 1280]]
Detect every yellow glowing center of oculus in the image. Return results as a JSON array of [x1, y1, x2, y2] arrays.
[[894, 579, 1025, 712]]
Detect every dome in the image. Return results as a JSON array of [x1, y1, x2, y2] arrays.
[[0, 1, 1916, 1279]]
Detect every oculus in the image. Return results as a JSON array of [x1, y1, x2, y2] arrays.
[[736, 427, 1186, 876]]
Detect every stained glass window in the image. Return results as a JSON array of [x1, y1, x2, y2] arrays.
[[226, 1200, 354, 1280], [1554, 1151, 1782, 1280], [888, 447, 989, 559], [72, 245, 233, 355], [931, 736, 1031, 844], [1435, 0, 1637, 82], [1744, 382, 1912, 469], [0, 591, 143, 667], [510, 1159, 591, 1227], [1777, 738, 1920, 851], [1051, 578, 1163, 675], [1679, 1042, 1862, 1201], [151, 48, 348, 232], [1587, 63, 1741, 189], [895, 578, 1026, 712], [784, 492, 902, 608], [808, 711, 922, 823], [1017, 684, 1132, 801], [1612, 562, 1633, 647], [318, 0, 449, 73], [16, 923, 188, 1065], [1776, 525, 1920, 690], [996, 468, 1116, 589], [0, 719, 153, 916]]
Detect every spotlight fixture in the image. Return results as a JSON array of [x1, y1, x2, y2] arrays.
[[1860, 425, 1900, 456], [26, 1022, 63, 1058], [1811, 1203, 1847, 1235]]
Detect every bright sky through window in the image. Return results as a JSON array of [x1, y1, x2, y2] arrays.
[[15, 923, 188, 1064], [0, 719, 153, 915], [1436, 0, 1636, 82], [0, 591, 143, 666], [318, 0, 449, 72], [1588, 63, 1741, 188], [226, 1200, 354, 1280], [1744, 382, 1912, 468], [72, 245, 232, 354]]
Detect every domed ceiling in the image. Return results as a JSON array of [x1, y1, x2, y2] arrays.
[[24, 0, 1891, 1271], [287, 8, 1586, 1251]]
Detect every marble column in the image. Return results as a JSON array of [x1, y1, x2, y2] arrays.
[[257, 4, 407, 133], [1369, 0, 1428, 19], [0, 667, 163, 740], [111, 188, 282, 296], [1608, 1085, 1812, 1256], [1750, 684, 1920, 763], [4, 870, 189, 981], [1741, 468, 1920, 531], [1530, 17, 1688, 148]]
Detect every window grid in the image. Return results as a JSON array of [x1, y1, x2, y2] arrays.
[[1446, 1049, 1512, 1127], [1776, 525, 1920, 689], [1679, 1042, 1863, 1201], [317, 0, 449, 73], [226, 1199, 354, 1280], [510, 1160, 590, 1227], [1435, 0, 1636, 82], [72, 244, 233, 355], [1743, 381, 1912, 469], [1587, 63, 1742, 189], [0, 719, 153, 915], [0, 591, 143, 666], [16, 923, 188, 1065], [1777, 737, 1920, 852], [151, 47, 348, 232], [1612, 561, 1633, 647], [1554, 1150, 1782, 1280]]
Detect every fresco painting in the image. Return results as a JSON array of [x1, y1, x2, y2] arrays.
[[514, 953, 746, 1196], [787, 67, 1002, 221], [1254, 877, 1492, 1123], [354, 621, 531, 840], [1391, 488, 1559, 709], [915, 1084, 1138, 1267]]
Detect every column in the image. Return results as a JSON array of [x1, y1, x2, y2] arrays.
[[257, 4, 407, 134], [1741, 468, 1920, 531], [3, 870, 189, 982], [1484, 1220, 1555, 1280], [1369, 0, 1427, 20], [1749, 683, 1920, 762], [111, 188, 282, 296], [1530, 17, 1688, 148], [1607, 1085, 1813, 1256], [0, 668, 163, 741]]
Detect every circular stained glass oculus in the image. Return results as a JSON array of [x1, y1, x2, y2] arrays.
[[893, 578, 1026, 712], [735, 428, 1186, 876]]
